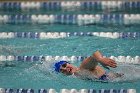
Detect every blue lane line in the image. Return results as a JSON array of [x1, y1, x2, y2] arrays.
[[0, 1, 140, 10], [0, 32, 139, 39]]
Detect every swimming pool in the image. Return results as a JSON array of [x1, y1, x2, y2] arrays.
[[0, 0, 140, 93]]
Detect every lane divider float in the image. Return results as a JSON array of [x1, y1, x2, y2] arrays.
[[0, 55, 139, 64], [0, 32, 139, 39], [0, 1, 139, 11], [0, 88, 137, 93], [0, 14, 140, 25]]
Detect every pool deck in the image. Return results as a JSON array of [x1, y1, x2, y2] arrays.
[[0, 0, 139, 2]]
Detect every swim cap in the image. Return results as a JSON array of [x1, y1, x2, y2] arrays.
[[54, 61, 68, 72]]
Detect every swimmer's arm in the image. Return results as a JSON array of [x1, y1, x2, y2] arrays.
[[92, 51, 117, 68], [80, 56, 97, 70], [92, 51, 110, 69]]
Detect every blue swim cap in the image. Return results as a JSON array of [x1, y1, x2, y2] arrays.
[[54, 61, 68, 72]]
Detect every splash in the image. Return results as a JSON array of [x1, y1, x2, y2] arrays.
[[36, 60, 69, 85], [36, 60, 140, 83], [109, 64, 140, 82]]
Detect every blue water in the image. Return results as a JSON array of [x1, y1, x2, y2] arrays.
[[0, 36, 140, 92], [0, 37, 140, 56], [0, 24, 140, 32], [0, 2, 140, 93]]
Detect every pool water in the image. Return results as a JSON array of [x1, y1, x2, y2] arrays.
[[0, 1, 140, 93], [0, 36, 140, 92]]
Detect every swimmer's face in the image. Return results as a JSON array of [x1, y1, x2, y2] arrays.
[[60, 63, 76, 75]]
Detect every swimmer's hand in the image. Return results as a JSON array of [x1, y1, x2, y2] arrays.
[[93, 51, 117, 68], [99, 58, 117, 68]]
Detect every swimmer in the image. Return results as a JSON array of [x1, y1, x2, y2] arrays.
[[54, 51, 124, 81]]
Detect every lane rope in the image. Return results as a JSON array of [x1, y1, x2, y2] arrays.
[[0, 1, 139, 10], [0, 14, 140, 25], [0, 55, 139, 64], [0, 88, 137, 93], [0, 32, 139, 39]]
